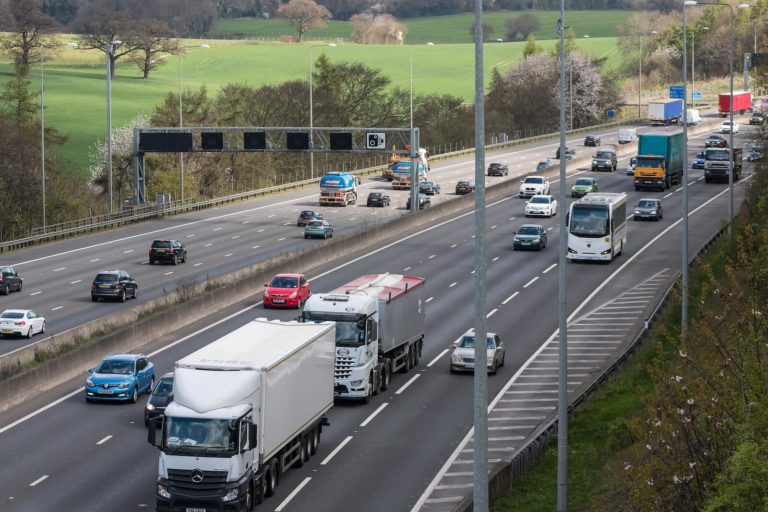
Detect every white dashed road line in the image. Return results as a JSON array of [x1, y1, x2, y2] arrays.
[[360, 403, 389, 427], [163, 272, 173, 276], [123, 250, 134, 254], [395, 374, 421, 395], [523, 277, 539, 288], [543, 263, 557, 274], [425, 297, 434, 303], [30, 291, 42, 296], [275, 477, 312, 512], [96, 435, 112, 445], [321, 436, 353, 466], [449, 282, 457, 288], [427, 348, 449, 367], [29, 475, 48, 487], [502, 291, 519, 304], [70, 280, 82, 284], [53, 267, 65, 272], [193, 263, 202, 267], [51, 306, 63, 311], [487, 309, 498, 318]]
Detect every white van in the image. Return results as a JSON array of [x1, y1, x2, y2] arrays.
[[618, 128, 636, 144], [684, 109, 701, 126]]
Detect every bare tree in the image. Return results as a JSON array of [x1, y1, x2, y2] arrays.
[[0, 0, 57, 66], [350, 13, 407, 44], [505, 12, 540, 42], [276, 0, 331, 42], [128, 19, 179, 80], [469, 21, 493, 42], [74, 6, 140, 78]]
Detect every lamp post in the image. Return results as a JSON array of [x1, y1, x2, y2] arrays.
[[178, 44, 210, 202], [638, 31, 658, 119], [691, 26, 708, 108], [105, 40, 121, 215], [409, 42, 433, 213], [308, 43, 336, 180]]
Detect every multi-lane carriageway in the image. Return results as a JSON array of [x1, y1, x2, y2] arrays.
[[0, 117, 757, 511]]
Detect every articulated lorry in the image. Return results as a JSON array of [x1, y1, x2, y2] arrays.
[[634, 132, 684, 191], [648, 99, 683, 126], [148, 319, 335, 511], [719, 91, 752, 117], [302, 274, 426, 402], [319, 171, 357, 206], [391, 149, 429, 190], [704, 147, 742, 183]]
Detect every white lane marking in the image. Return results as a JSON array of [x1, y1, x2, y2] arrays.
[[70, 280, 82, 285], [451, 244, 458, 248], [395, 374, 421, 395], [548, 227, 554, 231], [360, 403, 389, 427], [29, 475, 48, 487], [543, 263, 557, 274], [492, 257, 499, 262], [193, 263, 202, 267], [282, 222, 292, 226], [502, 291, 519, 304], [51, 306, 63, 311], [89, 258, 100, 262], [213, 227, 222, 231], [257, 229, 265, 233], [425, 297, 434, 303], [275, 477, 312, 512], [278, 238, 286, 241], [321, 436, 353, 465], [232, 235, 240, 239], [403, 266, 412, 271], [487, 308, 498, 318], [523, 277, 539, 288], [53, 267, 65, 272], [491, 225, 497, 229], [427, 348, 449, 367], [350, 217, 357, 221], [30, 291, 42, 296], [251, 245, 260, 249], [225, 253, 233, 257], [449, 282, 457, 288], [96, 435, 112, 445], [428, 254, 436, 259], [187, 234, 196, 237], [664, 192, 674, 198], [163, 272, 173, 276], [675, 187, 684, 192], [205, 243, 213, 247], [123, 249, 134, 254], [268, 214, 276, 218]]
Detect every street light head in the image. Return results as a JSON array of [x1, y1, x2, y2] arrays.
[[737, 3, 750, 8], [584, 34, 590, 38], [427, 41, 435, 46], [328, 43, 337, 47], [200, 44, 211, 48], [652, 30, 658, 34], [684, 1, 697, 6]]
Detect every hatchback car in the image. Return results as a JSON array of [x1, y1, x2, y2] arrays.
[[692, 152, 706, 169], [406, 193, 432, 210], [749, 112, 764, 125], [525, 195, 558, 217], [263, 273, 311, 309], [304, 220, 334, 239], [297, 210, 324, 227], [145, 372, 173, 426], [556, 146, 576, 160], [419, 181, 442, 195], [91, 270, 138, 302], [513, 224, 547, 251], [85, 353, 155, 403], [720, 121, 739, 134], [747, 148, 764, 161], [536, 159, 552, 172], [0, 309, 45, 338], [626, 156, 638, 175], [571, 177, 598, 197], [705, 134, 728, 148], [487, 162, 509, 176], [584, 134, 601, 146], [0, 266, 22, 295], [148, 239, 186, 265], [449, 330, 505, 374], [455, 180, 475, 195], [366, 192, 390, 207], [633, 198, 663, 221]]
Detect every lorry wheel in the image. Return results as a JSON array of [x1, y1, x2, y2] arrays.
[[264, 461, 278, 497], [310, 427, 320, 455], [244, 480, 254, 510], [295, 437, 309, 467], [380, 365, 390, 391]]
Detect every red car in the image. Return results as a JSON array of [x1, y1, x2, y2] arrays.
[[263, 273, 311, 308]]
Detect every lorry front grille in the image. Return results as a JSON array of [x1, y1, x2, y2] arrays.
[[167, 469, 228, 497], [335, 356, 354, 379]]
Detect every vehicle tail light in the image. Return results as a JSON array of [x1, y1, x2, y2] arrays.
[[0, 276, 3, 283], [91, 283, 96, 290], [15, 321, 25, 326]]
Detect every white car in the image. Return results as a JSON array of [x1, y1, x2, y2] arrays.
[[519, 176, 550, 198], [449, 330, 506, 374], [0, 309, 46, 338], [525, 195, 558, 217], [720, 121, 740, 134]]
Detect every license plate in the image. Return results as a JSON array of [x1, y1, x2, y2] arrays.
[[464, 363, 475, 368], [643, 180, 653, 184], [156, 249, 166, 253], [273, 300, 285, 304], [522, 241, 531, 245], [97, 389, 113, 395], [1, 329, 13, 334], [186, 508, 207, 512], [99, 284, 111, 288]]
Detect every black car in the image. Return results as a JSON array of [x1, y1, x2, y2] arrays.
[[591, 149, 617, 172], [297, 210, 323, 226], [705, 134, 728, 148], [556, 146, 576, 159], [406, 194, 432, 210], [419, 181, 441, 195], [145, 372, 173, 427], [455, 180, 475, 195], [513, 224, 547, 250], [91, 270, 138, 302], [0, 266, 22, 295], [749, 112, 764, 125], [487, 163, 509, 176], [148, 239, 186, 265], [584, 135, 601, 146], [366, 192, 390, 207]]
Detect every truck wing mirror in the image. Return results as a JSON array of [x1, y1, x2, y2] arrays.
[[249, 422, 258, 449]]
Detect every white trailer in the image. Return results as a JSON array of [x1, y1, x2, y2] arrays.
[[148, 319, 335, 511], [302, 274, 426, 402]]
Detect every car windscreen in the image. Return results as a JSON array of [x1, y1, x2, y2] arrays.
[[307, 221, 323, 227], [569, 205, 609, 237], [153, 378, 174, 397], [95, 360, 135, 374], [524, 177, 544, 184], [706, 149, 729, 160], [458, 336, 495, 349], [152, 241, 171, 248], [595, 152, 613, 159], [300, 211, 316, 218], [270, 276, 298, 288], [517, 226, 539, 235], [0, 311, 24, 319], [368, 193, 381, 198], [574, 179, 592, 186], [637, 200, 658, 208], [530, 196, 550, 204], [94, 274, 118, 283], [636, 157, 663, 168]]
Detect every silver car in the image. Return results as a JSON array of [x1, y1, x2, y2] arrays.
[[633, 198, 663, 221], [449, 330, 505, 374]]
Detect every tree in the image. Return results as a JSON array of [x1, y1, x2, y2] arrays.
[[128, 19, 179, 80], [350, 13, 407, 44], [276, 0, 331, 42], [0, 0, 58, 67], [505, 12, 539, 42], [0, 64, 38, 125], [469, 22, 493, 42], [74, 5, 141, 78], [522, 34, 542, 57]]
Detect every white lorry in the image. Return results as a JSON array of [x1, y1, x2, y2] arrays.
[[302, 274, 426, 402], [392, 148, 430, 190], [148, 319, 335, 511]]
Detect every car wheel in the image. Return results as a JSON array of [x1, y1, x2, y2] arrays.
[[91, 296, 98, 302], [40, 321, 46, 334], [513, 246, 517, 251], [500, 354, 506, 367], [149, 259, 155, 265], [17, 281, 22, 292], [133, 287, 138, 299], [172, 255, 178, 266], [304, 234, 309, 239], [131, 386, 138, 403], [330, 232, 333, 238], [26, 327, 33, 339], [182, 253, 187, 263], [120, 290, 126, 303]]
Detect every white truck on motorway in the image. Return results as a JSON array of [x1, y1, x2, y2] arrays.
[[302, 274, 426, 402], [148, 319, 335, 511]]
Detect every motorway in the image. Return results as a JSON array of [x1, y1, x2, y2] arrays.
[[0, 118, 757, 511]]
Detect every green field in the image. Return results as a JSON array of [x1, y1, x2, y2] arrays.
[[216, 10, 632, 43], [0, 32, 620, 174]]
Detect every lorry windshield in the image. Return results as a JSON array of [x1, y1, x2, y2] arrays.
[[636, 157, 663, 168], [569, 205, 609, 237], [303, 312, 366, 347], [163, 417, 239, 456], [706, 149, 729, 160]]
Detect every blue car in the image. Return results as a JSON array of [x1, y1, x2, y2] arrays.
[[304, 220, 334, 239], [85, 354, 155, 403], [536, 159, 552, 171], [692, 152, 706, 169]]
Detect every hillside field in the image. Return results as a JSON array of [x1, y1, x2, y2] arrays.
[[0, 33, 621, 174]]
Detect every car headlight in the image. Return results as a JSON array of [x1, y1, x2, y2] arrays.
[[264, 289, 270, 296], [146, 403, 156, 412], [116, 381, 131, 389], [157, 484, 171, 499], [487, 357, 494, 366], [223, 488, 239, 502], [592, 160, 598, 165], [289, 291, 297, 298], [86, 378, 95, 386], [451, 354, 462, 363], [649, 210, 657, 215], [634, 210, 641, 214], [350, 380, 364, 388]]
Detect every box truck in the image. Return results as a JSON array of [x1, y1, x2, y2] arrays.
[[634, 132, 684, 191], [302, 274, 426, 402], [648, 99, 683, 125], [718, 91, 752, 116], [148, 319, 336, 510]]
